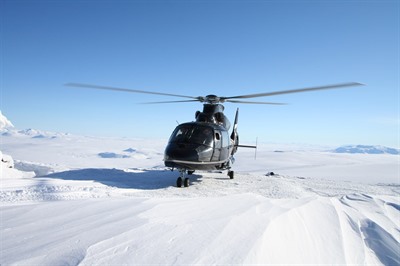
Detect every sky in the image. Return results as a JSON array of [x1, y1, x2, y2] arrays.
[[1, 0, 399, 148]]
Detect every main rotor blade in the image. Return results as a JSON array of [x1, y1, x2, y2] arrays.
[[223, 82, 364, 100], [141, 100, 200, 104], [65, 83, 198, 100], [225, 100, 287, 105]]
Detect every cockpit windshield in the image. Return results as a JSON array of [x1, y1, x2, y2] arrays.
[[169, 124, 214, 146]]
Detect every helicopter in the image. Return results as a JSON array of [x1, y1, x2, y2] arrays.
[[66, 82, 363, 187]]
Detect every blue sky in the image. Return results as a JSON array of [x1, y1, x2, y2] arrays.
[[1, 0, 399, 147]]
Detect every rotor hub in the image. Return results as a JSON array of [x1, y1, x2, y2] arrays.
[[204, 94, 222, 104]]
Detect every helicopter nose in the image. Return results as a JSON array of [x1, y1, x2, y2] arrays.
[[164, 143, 198, 161], [164, 143, 212, 162]]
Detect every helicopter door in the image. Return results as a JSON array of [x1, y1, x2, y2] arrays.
[[220, 130, 230, 160], [211, 130, 222, 161]]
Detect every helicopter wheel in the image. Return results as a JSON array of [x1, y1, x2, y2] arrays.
[[184, 178, 190, 187], [228, 170, 234, 179], [177, 177, 183, 187]]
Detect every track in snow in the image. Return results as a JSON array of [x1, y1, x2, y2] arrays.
[[1, 168, 398, 202]]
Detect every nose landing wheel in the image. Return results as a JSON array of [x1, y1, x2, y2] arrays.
[[177, 170, 190, 187], [228, 170, 234, 179]]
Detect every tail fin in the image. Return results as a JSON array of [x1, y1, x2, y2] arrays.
[[230, 108, 239, 141], [230, 108, 239, 154], [231, 108, 257, 156]]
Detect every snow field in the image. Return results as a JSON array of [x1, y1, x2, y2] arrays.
[[1, 123, 399, 265], [1, 192, 398, 265]]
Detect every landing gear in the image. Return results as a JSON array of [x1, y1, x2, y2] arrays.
[[228, 170, 234, 179], [176, 177, 183, 187], [184, 178, 190, 187], [176, 169, 190, 187]]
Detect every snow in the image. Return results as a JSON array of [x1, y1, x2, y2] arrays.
[[0, 151, 14, 169], [333, 144, 400, 155], [0, 111, 14, 130], [1, 112, 399, 265]]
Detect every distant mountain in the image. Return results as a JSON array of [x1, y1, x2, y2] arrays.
[[333, 145, 399, 155], [17, 128, 60, 138], [1, 127, 67, 139], [0, 113, 68, 139], [0, 111, 14, 130]]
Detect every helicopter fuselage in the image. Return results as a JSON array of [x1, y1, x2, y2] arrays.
[[164, 122, 234, 171]]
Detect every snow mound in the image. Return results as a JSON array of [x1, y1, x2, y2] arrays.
[[14, 161, 55, 176], [1, 151, 35, 181], [124, 148, 137, 153], [1, 151, 14, 168], [333, 145, 399, 155], [98, 152, 130, 159], [98, 148, 151, 160]]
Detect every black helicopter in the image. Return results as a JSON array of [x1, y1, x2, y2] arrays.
[[67, 82, 363, 187]]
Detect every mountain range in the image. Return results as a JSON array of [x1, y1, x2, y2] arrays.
[[333, 145, 399, 155]]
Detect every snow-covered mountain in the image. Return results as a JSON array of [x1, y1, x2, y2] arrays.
[[333, 145, 399, 155], [0, 112, 69, 139], [16, 128, 69, 139], [0, 111, 14, 130]]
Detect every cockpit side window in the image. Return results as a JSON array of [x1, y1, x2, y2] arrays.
[[169, 125, 191, 142], [189, 126, 213, 146]]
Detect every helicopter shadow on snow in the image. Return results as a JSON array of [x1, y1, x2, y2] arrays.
[[44, 168, 202, 190]]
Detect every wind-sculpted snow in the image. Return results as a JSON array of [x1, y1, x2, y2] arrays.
[[360, 219, 399, 265], [1, 127, 399, 265], [1, 189, 398, 265], [2, 156, 400, 265]]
